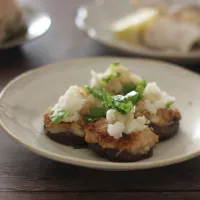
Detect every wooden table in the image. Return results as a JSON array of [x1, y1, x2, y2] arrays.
[[0, 0, 200, 199]]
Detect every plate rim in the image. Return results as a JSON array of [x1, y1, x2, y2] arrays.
[[0, 56, 200, 171], [75, 2, 200, 60]]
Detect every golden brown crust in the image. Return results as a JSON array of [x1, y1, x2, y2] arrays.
[[44, 112, 85, 136], [44, 112, 54, 128], [155, 108, 181, 125], [135, 100, 181, 139], [135, 100, 181, 126], [84, 118, 135, 147], [44, 112, 85, 145], [89, 143, 153, 162], [84, 118, 158, 154], [44, 111, 84, 129]]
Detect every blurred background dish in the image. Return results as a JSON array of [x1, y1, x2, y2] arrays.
[[0, 0, 25, 44], [75, 0, 200, 62], [0, 1, 51, 49]]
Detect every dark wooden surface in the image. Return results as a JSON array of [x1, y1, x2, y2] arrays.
[[0, 0, 200, 199]]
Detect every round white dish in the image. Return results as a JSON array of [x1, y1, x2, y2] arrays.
[[0, 6, 51, 49], [0, 57, 200, 171], [75, 0, 200, 62]]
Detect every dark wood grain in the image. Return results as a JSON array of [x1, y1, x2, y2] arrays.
[[0, 130, 200, 192], [0, 0, 200, 199], [0, 192, 200, 200]]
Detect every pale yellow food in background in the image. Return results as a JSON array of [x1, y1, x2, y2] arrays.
[[130, 0, 172, 10], [111, 8, 159, 44], [112, 2, 200, 52], [143, 17, 200, 52]]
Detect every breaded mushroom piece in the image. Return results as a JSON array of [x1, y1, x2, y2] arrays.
[[44, 111, 85, 145], [44, 85, 100, 145], [84, 118, 158, 162], [135, 83, 181, 140], [90, 64, 181, 140]]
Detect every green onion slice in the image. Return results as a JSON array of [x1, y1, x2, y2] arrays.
[[50, 110, 70, 124]]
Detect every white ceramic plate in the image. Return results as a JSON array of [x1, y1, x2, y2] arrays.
[[75, 0, 200, 62], [0, 57, 200, 171], [0, 6, 51, 49]]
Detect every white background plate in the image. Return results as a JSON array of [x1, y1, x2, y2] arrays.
[[0, 57, 200, 171], [75, 0, 200, 62]]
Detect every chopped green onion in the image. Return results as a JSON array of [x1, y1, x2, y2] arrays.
[[122, 82, 136, 94], [122, 79, 146, 95], [84, 85, 104, 100], [112, 91, 138, 105], [138, 79, 147, 87], [83, 107, 107, 123], [88, 107, 107, 117], [101, 72, 121, 85], [125, 91, 139, 105], [113, 101, 133, 114], [110, 62, 120, 69], [50, 110, 70, 124], [102, 91, 113, 109], [83, 115, 100, 123], [112, 91, 139, 114], [135, 85, 145, 99], [85, 86, 139, 116], [166, 101, 174, 109]]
